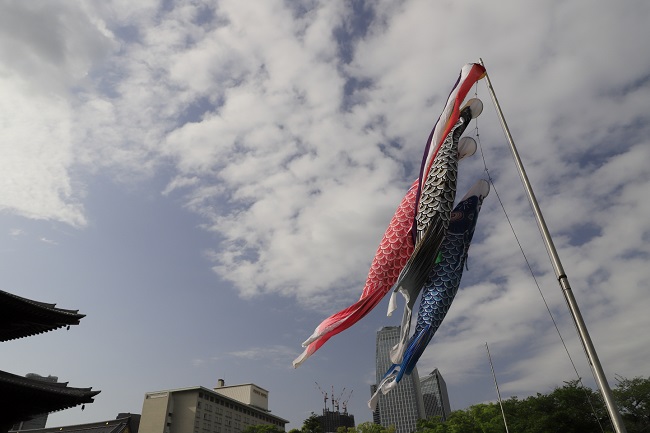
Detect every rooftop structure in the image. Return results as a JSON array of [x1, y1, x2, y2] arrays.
[[1, 370, 99, 426], [11, 374, 59, 430], [10, 413, 140, 433], [213, 380, 269, 412], [139, 381, 288, 433], [0, 290, 98, 433]]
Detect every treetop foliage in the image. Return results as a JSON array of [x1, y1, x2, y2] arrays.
[[242, 424, 285, 433], [338, 422, 395, 433], [298, 378, 648, 433], [412, 376, 650, 433]]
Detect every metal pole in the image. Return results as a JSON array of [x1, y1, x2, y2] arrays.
[[486, 342, 510, 433], [479, 58, 627, 433]]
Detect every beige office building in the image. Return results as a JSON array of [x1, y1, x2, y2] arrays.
[[140, 381, 288, 433]]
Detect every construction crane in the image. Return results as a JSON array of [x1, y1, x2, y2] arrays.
[[316, 384, 354, 414], [314, 382, 328, 411], [333, 387, 346, 412], [341, 389, 353, 415]]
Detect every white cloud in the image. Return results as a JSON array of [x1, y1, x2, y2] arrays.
[[192, 358, 206, 367], [228, 345, 298, 369], [0, 77, 85, 226], [9, 228, 25, 237], [0, 1, 115, 93], [0, 0, 117, 226]]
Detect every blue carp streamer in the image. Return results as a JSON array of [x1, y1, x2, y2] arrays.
[[388, 101, 482, 364], [370, 179, 489, 409]]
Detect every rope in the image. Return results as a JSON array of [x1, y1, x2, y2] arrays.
[[472, 83, 607, 433]]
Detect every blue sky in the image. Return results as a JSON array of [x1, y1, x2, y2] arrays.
[[1, 0, 650, 429]]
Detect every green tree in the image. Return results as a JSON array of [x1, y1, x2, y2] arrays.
[[415, 416, 446, 433], [614, 375, 650, 433], [503, 381, 608, 433], [372, 378, 650, 433], [416, 403, 510, 433], [338, 422, 395, 433], [241, 425, 283, 433], [466, 403, 507, 433], [302, 412, 322, 433], [445, 410, 484, 433], [415, 379, 620, 433]]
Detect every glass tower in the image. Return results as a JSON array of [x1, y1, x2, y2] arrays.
[[420, 369, 451, 421], [374, 326, 425, 433]]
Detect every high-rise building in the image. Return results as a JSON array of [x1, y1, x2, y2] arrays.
[[139, 380, 288, 433], [420, 369, 451, 421], [374, 326, 425, 433], [369, 385, 380, 425], [317, 410, 355, 433]]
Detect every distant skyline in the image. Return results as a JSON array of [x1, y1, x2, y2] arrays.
[[1, 0, 650, 430]]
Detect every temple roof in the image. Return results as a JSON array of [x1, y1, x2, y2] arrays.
[[0, 289, 85, 342], [11, 417, 132, 433], [0, 370, 100, 428]]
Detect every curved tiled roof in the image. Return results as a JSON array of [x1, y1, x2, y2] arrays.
[[10, 417, 131, 433], [0, 290, 85, 342], [0, 370, 100, 428]]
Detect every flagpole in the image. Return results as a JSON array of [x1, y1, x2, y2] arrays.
[[485, 342, 510, 433], [479, 58, 627, 433]]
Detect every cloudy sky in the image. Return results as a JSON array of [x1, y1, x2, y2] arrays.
[[1, 0, 649, 429]]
